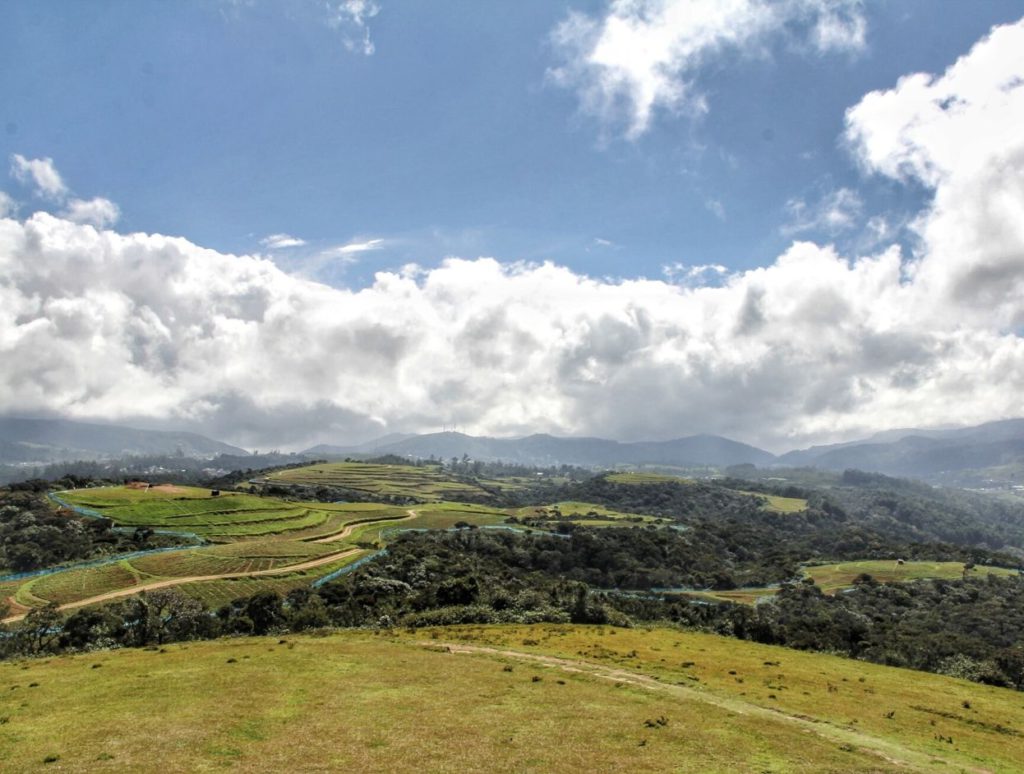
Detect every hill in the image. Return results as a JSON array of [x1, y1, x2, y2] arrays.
[[305, 430, 775, 468], [2, 624, 1022, 772], [779, 418, 1024, 484], [0, 417, 246, 463]]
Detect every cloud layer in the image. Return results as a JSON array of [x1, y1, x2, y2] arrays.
[[1, 18, 1023, 452]]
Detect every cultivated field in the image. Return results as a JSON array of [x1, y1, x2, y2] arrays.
[[2, 624, 1023, 772], [261, 462, 495, 501]]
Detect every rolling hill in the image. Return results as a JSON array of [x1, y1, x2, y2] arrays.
[[2, 624, 1023, 772]]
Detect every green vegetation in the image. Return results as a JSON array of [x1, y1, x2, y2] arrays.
[[57, 485, 348, 539], [736, 490, 808, 513], [804, 560, 1018, 593], [2, 625, 1024, 772], [262, 461, 493, 501], [605, 471, 691, 485]]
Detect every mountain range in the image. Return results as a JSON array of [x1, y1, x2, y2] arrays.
[[0, 417, 246, 464], [5, 415, 1024, 484]]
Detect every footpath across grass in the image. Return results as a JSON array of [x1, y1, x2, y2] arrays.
[[3, 624, 1024, 772]]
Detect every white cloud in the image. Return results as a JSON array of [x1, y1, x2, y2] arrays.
[[261, 233, 307, 249], [325, 238, 384, 256], [2, 19, 1023, 453], [1, 204, 1019, 453], [325, 0, 380, 56], [0, 191, 14, 218], [62, 197, 120, 228], [783, 187, 862, 236], [10, 154, 68, 201], [549, 0, 867, 139], [662, 262, 728, 285], [845, 16, 1024, 329]]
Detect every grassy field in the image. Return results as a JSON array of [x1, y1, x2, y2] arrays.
[[2, 624, 1023, 772], [736, 491, 809, 513], [672, 560, 1020, 605], [803, 560, 1019, 593], [602, 474, 807, 513], [605, 471, 691, 485], [262, 462, 494, 501], [514, 501, 660, 527]]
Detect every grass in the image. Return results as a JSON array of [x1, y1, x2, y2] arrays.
[[736, 491, 809, 513], [25, 561, 141, 606], [515, 501, 659, 527], [58, 486, 383, 539], [671, 560, 1021, 605], [2, 624, 1023, 772], [262, 461, 492, 501], [803, 560, 1019, 594], [605, 471, 692, 485]]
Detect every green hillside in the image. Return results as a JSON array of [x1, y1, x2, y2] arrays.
[[2, 624, 1023, 772]]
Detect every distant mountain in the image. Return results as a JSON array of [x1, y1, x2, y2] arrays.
[[779, 418, 1024, 479], [0, 417, 247, 463], [304, 431, 775, 468]]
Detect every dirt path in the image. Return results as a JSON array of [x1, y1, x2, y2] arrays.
[[311, 509, 418, 543], [424, 642, 982, 774], [2, 547, 365, 625]]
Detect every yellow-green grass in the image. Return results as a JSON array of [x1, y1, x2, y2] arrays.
[[3, 625, 1024, 772], [605, 471, 692, 485], [58, 486, 371, 539], [263, 461, 492, 501], [129, 541, 338, 579], [177, 551, 372, 608], [804, 560, 1019, 594], [515, 501, 659, 526], [736, 491, 809, 513], [399, 503, 509, 531], [19, 561, 142, 607]]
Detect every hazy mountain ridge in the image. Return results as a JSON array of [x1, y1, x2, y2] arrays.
[[6, 416, 1024, 482], [308, 430, 776, 468], [0, 417, 247, 463]]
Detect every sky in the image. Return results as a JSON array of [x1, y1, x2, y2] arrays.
[[1, 0, 1024, 452]]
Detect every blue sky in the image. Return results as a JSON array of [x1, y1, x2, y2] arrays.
[[3, 1, 1024, 450], [4, 0, 1021, 287]]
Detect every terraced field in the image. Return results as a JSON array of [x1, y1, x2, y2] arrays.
[[58, 486, 378, 540], [3, 624, 1024, 772], [262, 461, 494, 501], [2, 485, 528, 619]]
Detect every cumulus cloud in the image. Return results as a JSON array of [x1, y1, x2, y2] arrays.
[[0, 191, 14, 218], [549, 0, 867, 139], [261, 233, 307, 250], [62, 196, 120, 228], [1, 18, 1023, 452], [10, 154, 68, 200], [845, 17, 1024, 329]]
